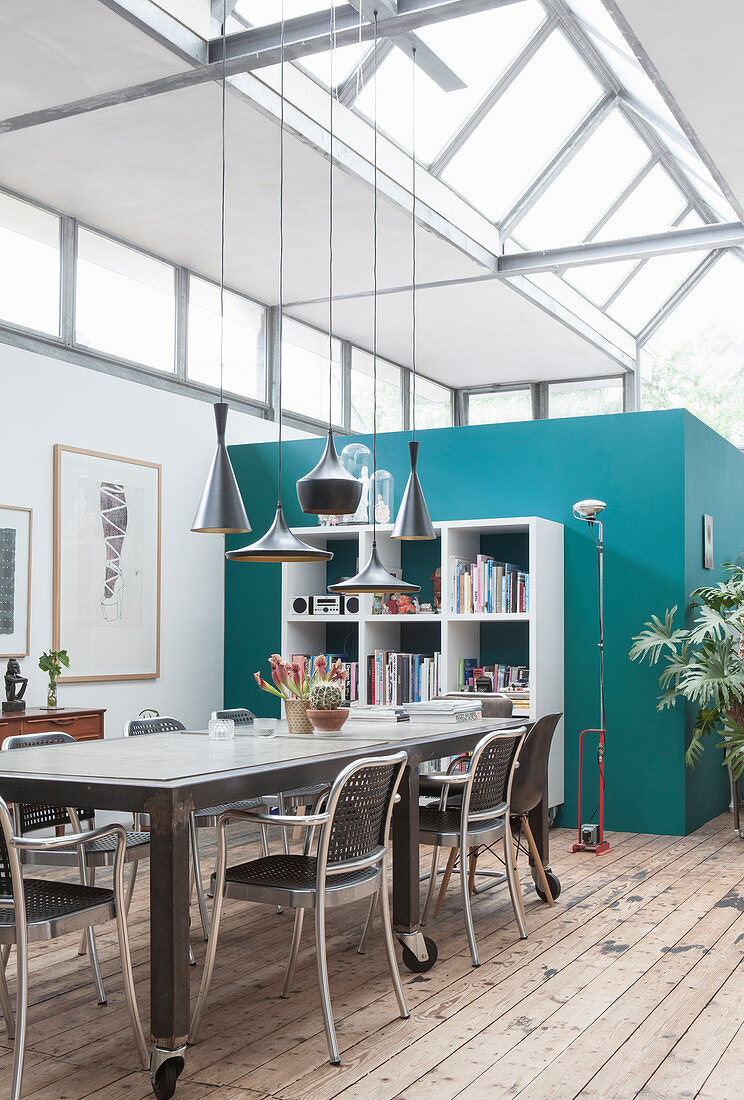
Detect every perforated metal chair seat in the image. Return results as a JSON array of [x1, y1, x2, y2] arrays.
[[21, 830, 151, 868], [215, 853, 381, 909], [419, 804, 508, 847], [193, 799, 266, 829], [0, 878, 115, 943]]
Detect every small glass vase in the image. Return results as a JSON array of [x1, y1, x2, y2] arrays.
[[47, 678, 58, 709]]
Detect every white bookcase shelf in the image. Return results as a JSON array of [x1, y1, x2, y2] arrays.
[[280, 517, 564, 808]]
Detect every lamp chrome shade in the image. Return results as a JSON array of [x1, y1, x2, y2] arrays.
[[225, 502, 333, 562], [296, 429, 363, 516], [328, 542, 420, 595], [192, 403, 251, 533], [391, 440, 435, 540]]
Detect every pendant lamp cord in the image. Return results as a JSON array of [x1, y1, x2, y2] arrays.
[[277, 0, 285, 506], [219, 0, 227, 404], [372, 10, 378, 544], [328, 3, 335, 427], [411, 45, 417, 443]]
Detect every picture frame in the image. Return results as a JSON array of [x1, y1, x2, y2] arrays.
[[53, 445, 161, 682], [0, 505, 32, 658], [703, 513, 714, 571]]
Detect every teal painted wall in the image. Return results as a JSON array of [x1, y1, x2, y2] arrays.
[[224, 409, 744, 835], [683, 413, 744, 832]]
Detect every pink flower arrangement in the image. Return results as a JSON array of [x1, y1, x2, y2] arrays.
[[255, 654, 347, 701]]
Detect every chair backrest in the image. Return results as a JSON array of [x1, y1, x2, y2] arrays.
[[0, 797, 22, 898], [123, 716, 186, 736], [318, 752, 407, 873], [509, 713, 563, 817], [212, 708, 255, 726], [1, 731, 95, 834], [464, 728, 525, 819]]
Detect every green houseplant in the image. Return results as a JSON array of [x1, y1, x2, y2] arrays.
[[629, 562, 744, 776], [255, 654, 349, 735], [38, 649, 70, 709]]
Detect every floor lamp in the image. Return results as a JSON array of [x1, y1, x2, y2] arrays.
[[571, 499, 611, 855]]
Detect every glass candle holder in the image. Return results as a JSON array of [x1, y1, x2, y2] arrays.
[[208, 718, 235, 741], [253, 718, 278, 739]]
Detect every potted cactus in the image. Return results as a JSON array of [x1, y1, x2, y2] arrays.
[[255, 653, 349, 734], [307, 677, 350, 734]]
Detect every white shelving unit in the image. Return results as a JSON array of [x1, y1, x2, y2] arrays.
[[281, 517, 564, 808]]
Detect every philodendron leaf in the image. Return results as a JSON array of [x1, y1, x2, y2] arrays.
[[688, 604, 737, 644], [629, 606, 688, 665]]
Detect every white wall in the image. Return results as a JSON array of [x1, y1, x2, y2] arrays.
[[0, 343, 308, 738]]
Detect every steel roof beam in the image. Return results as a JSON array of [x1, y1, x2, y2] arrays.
[[97, 0, 208, 63], [210, 0, 528, 66]]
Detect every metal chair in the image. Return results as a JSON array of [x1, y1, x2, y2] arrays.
[[0, 795, 148, 1100], [123, 715, 268, 941], [190, 751, 410, 1065], [1, 731, 150, 1004], [446, 714, 564, 909], [418, 728, 527, 966], [211, 708, 255, 726]]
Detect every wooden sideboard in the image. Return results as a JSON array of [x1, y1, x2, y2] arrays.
[[0, 707, 105, 748]]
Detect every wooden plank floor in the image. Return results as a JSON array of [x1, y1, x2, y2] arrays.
[[2, 812, 744, 1099]]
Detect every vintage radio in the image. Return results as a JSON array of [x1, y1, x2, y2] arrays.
[[312, 595, 344, 616]]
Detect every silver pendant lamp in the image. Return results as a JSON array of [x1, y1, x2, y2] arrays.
[[192, 0, 251, 535], [330, 13, 419, 597], [392, 47, 435, 543], [296, 8, 362, 518], [226, 4, 332, 566]]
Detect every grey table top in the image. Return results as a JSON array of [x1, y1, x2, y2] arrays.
[[0, 718, 526, 790]]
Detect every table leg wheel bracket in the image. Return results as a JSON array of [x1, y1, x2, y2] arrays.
[[150, 1046, 186, 1099], [397, 930, 438, 973]]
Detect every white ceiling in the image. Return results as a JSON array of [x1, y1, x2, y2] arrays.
[[0, 0, 663, 386], [611, 0, 744, 218]]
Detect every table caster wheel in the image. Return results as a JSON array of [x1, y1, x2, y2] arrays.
[[535, 871, 561, 903], [402, 935, 438, 973], [151, 1056, 184, 1098]]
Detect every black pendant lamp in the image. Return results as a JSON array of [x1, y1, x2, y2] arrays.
[[296, 8, 362, 518], [392, 47, 434, 543], [226, 6, 332, 566], [330, 13, 419, 597], [192, 1, 251, 535]]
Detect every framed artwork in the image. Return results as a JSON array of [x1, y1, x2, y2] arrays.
[[703, 514, 714, 570], [53, 445, 161, 681], [0, 505, 32, 658]]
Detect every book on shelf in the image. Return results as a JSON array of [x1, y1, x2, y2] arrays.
[[456, 662, 529, 693], [449, 555, 529, 615], [290, 653, 359, 703], [366, 650, 441, 706]]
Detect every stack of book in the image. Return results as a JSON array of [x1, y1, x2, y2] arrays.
[[405, 700, 483, 726], [290, 654, 359, 703], [456, 660, 529, 692], [450, 554, 529, 614], [367, 650, 441, 706]]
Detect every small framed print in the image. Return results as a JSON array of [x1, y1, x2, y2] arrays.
[[0, 505, 32, 658], [53, 445, 161, 682], [703, 514, 714, 570]]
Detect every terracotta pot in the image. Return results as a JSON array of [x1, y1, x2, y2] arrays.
[[306, 708, 350, 734], [285, 698, 314, 735]]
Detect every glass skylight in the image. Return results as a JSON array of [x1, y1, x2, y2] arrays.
[[441, 31, 603, 222], [354, 4, 544, 167], [514, 110, 650, 250], [607, 244, 707, 335], [234, 1, 344, 27]]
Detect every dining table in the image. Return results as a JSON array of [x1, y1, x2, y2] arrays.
[[0, 715, 556, 1098]]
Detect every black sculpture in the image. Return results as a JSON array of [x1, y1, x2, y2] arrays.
[[3, 658, 27, 713]]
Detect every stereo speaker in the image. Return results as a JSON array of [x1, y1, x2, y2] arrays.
[[344, 595, 360, 614], [291, 596, 313, 615]]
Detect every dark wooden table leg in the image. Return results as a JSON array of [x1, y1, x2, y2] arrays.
[[146, 789, 191, 1098], [392, 762, 419, 934], [392, 763, 437, 970]]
